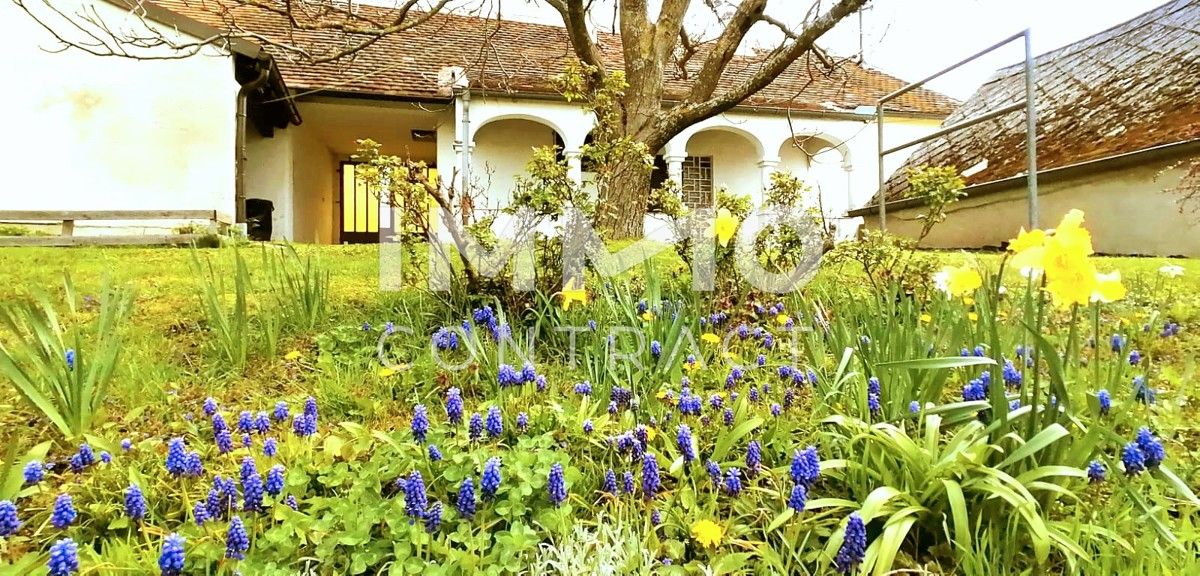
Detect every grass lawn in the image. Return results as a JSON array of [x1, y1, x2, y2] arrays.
[[1, 242, 1199, 574]]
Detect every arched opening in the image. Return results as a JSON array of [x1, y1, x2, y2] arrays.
[[473, 117, 563, 207], [777, 135, 849, 217], [682, 128, 763, 209]]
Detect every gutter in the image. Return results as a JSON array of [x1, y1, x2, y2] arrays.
[[235, 57, 272, 224], [848, 137, 1200, 217]]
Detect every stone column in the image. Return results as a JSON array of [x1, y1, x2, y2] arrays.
[[665, 154, 687, 188], [757, 158, 780, 205], [565, 149, 583, 186]]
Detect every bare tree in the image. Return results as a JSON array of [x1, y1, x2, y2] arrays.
[[544, 0, 871, 238], [11, 0, 466, 62]]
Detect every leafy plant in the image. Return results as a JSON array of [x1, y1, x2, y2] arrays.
[[0, 274, 133, 441], [189, 245, 252, 371], [264, 243, 330, 331]]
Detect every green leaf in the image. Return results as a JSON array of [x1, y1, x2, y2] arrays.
[[875, 356, 996, 370]]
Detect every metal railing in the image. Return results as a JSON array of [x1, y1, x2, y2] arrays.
[[875, 29, 1039, 231]]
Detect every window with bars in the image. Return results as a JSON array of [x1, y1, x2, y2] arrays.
[[681, 156, 714, 208]]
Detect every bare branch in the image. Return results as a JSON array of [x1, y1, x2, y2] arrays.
[[683, 0, 766, 104], [669, 0, 870, 133]]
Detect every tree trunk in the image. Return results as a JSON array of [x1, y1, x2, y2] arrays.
[[594, 150, 654, 239]]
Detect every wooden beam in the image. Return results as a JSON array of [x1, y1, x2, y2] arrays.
[[0, 210, 223, 222], [0, 234, 207, 248]]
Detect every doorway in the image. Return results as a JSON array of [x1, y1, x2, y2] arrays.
[[339, 162, 391, 244]]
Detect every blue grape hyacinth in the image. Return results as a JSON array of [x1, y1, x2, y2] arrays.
[[412, 404, 429, 443], [705, 460, 722, 487], [158, 533, 186, 576], [23, 460, 43, 485], [225, 516, 249, 560], [193, 501, 209, 526], [1097, 389, 1112, 415], [457, 477, 476, 518], [1087, 460, 1106, 483], [203, 397, 218, 416], [642, 453, 661, 499], [51, 493, 76, 529], [125, 484, 147, 521], [791, 446, 821, 487], [48, 538, 79, 576], [292, 413, 317, 437], [834, 513, 867, 573], [0, 500, 20, 537], [481, 457, 502, 500], [497, 364, 521, 387], [273, 401, 289, 422], [1122, 442, 1146, 476], [445, 387, 464, 425], [724, 467, 742, 496], [423, 501, 442, 533], [676, 425, 695, 463], [547, 463, 567, 507], [240, 457, 264, 512], [486, 406, 503, 438], [263, 438, 277, 457], [404, 471, 428, 523], [1135, 427, 1166, 467], [237, 411, 254, 434], [517, 412, 529, 432], [265, 465, 285, 496], [427, 444, 443, 462], [787, 484, 807, 512], [602, 469, 617, 495], [469, 413, 483, 441], [746, 440, 762, 476]]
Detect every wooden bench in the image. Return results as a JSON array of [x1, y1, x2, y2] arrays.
[[0, 210, 233, 247]]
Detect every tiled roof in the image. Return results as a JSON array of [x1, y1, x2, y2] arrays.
[[150, 0, 956, 115], [872, 0, 1200, 205]]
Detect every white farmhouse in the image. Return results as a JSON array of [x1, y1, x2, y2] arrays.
[[1, 0, 955, 243]]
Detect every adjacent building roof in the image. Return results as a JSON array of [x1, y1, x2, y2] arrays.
[[148, 0, 956, 116], [866, 0, 1200, 208]]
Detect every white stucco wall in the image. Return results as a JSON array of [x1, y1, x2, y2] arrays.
[[860, 155, 1200, 257], [685, 130, 763, 202], [290, 124, 335, 244], [245, 130, 294, 240], [471, 118, 558, 208], [0, 0, 238, 233], [265, 94, 941, 244]]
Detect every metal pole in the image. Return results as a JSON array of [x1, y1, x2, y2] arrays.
[[1024, 29, 1039, 229], [877, 104, 887, 232]]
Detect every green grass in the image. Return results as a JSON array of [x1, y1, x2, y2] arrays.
[[2, 243, 1199, 574]]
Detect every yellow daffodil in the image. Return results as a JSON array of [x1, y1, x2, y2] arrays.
[[559, 278, 587, 311], [1042, 210, 1097, 307], [1008, 227, 1046, 253], [701, 333, 720, 345], [691, 519, 725, 548], [933, 265, 982, 298], [776, 314, 790, 326], [641, 311, 655, 321], [1091, 270, 1127, 303], [713, 209, 739, 247], [284, 350, 302, 361]]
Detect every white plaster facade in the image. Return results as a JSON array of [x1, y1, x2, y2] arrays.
[[0, 2, 944, 244], [0, 0, 239, 234], [858, 154, 1200, 257]]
